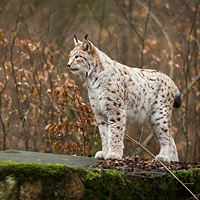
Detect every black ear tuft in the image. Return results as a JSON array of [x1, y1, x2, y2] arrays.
[[74, 33, 78, 42], [85, 34, 89, 40]]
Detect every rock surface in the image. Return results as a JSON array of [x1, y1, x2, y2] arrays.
[[0, 150, 101, 167]]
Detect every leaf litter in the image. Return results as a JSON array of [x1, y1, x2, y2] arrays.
[[92, 156, 200, 177]]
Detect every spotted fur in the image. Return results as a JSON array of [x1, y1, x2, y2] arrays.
[[67, 35, 181, 163]]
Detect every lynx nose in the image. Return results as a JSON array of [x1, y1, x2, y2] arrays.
[[67, 61, 71, 68]]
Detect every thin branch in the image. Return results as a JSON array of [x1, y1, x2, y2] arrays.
[[135, 0, 175, 78], [86, 2, 111, 39], [140, 0, 151, 68], [115, 0, 143, 42], [182, 73, 200, 95]]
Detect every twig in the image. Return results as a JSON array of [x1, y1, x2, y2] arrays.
[[133, 133, 153, 156], [114, 0, 143, 41], [182, 73, 200, 95], [140, 0, 151, 68]]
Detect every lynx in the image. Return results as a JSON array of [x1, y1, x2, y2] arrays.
[[67, 34, 181, 163]]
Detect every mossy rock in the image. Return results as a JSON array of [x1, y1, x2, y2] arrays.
[[0, 161, 85, 200], [0, 151, 200, 199], [83, 168, 200, 200]]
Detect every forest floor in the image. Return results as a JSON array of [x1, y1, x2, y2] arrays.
[[93, 156, 200, 177]]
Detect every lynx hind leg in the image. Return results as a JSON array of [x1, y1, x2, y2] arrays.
[[170, 138, 179, 161], [95, 118, 109, 159], [149, 118, 172, 163], [149, 102, 176, 163]]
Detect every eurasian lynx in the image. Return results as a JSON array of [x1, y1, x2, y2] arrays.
[[67, 34, 181, 163]]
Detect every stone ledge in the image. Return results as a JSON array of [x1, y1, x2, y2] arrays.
[[0, 151, 200, 200], [0, 150, 100, 167]]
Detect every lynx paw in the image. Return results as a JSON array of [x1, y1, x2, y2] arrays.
[[95, 151, 107, 159], [170, 152, 179, 162], [155, 155, 170, 164], [104, 152, 122, 160]]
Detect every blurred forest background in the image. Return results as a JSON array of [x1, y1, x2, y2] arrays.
[[0, 0, 199, 161]]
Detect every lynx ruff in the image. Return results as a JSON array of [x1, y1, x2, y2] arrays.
[[67, 34, 181, 163]]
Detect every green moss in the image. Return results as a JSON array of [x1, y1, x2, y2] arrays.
[[83, 169, 141, 200], [82, 168, 200, 200], [156, 169, 200, 200], [0, 161, 73, 199], [0, 162, 70, 180], [0, 175, 17, 200], [0, 161, 200, 200]]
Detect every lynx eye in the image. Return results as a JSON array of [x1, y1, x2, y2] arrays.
[[75, 55, 79, 59]]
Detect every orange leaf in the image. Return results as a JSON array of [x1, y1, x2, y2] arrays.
[[174, 54, 181, 60], [91, 118, 97, 126], [68, 142, 76, 154], [10, 29, 16, 36], [65, 123, 72, 132], [85, 106, 92, 115], [53, 141, 60, 152], [48, 129, 53, 139], [44, 124, 54, 132], [50, 92, 55, 102], [61, 142, 68, 153], [52, 50, 60, 56], [44, 47, 49, 56], [175, 64, 181, 69], [196, 102, 200, 112], [83, 146, 88, 155], [85, 119, 91, 132], [61, 99, 65, 109]]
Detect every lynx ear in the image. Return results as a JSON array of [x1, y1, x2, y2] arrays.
[[82, 34, 93, 52], [74, 34, 81, 46], [82, 39, 91, 51]]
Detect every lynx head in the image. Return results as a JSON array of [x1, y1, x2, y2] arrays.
[[67, 34, 96, 79]]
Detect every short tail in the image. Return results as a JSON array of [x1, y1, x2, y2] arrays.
[[173, 92, 182, 108]]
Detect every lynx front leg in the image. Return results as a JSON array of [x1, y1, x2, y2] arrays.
[[104, 110, 126, 160], [95, 117, 109, 159]]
